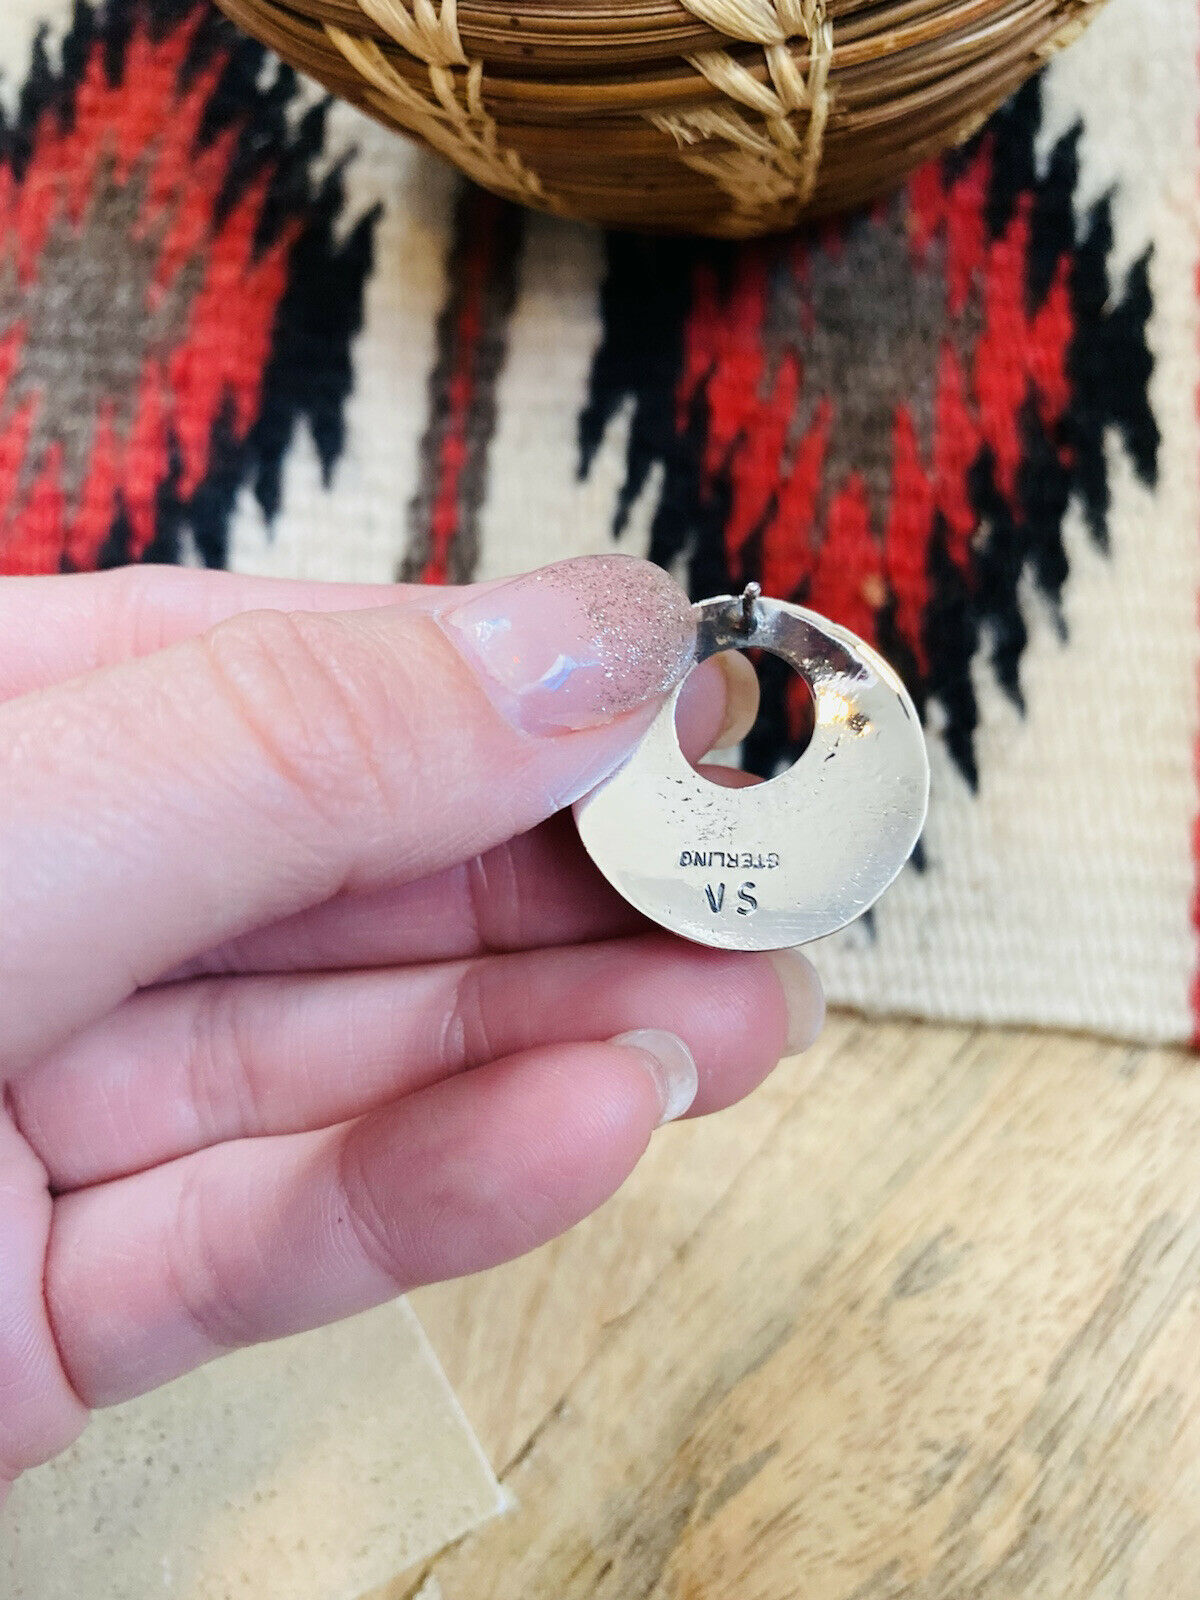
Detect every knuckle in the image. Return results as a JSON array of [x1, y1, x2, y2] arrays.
[[183, 982, 265, 1145], [336, 1128, 524, 1291], [101, 565, 169, 660], [197, 609, 398, 822], [168, 1165, 257, 1354], [466, 839, 533, 951], [439, 961, 497, 1073], [335, 1134, 411, 1292]]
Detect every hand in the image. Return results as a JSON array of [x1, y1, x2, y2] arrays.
[[0, 555, 823, 1501]]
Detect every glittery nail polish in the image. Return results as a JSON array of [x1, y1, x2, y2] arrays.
[[437, 555, 697, 736]]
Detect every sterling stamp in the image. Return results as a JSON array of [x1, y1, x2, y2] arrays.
[[574, 586, 930, 952]]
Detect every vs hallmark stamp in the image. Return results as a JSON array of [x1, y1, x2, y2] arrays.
[[678, 849, 781, 919], [574, 587, 930, 953], [700, 880, 759, 917]]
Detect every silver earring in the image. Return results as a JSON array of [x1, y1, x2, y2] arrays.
[[574, 585, 930, 951]]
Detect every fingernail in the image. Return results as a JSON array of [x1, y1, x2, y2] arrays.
[[711, 649, 761, 751], [610, 1029, 699, 1125], [767, 950, 826, 1055], [438, 555, 697, 736]]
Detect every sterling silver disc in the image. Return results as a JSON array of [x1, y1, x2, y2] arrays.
[[573, 588, 930, 952]]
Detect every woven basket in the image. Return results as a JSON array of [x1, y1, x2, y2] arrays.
[[213, 0, 1103, 237]]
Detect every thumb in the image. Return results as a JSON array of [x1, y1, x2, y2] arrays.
[[0, 556, 696, 1068]]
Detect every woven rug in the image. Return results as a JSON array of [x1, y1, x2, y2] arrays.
[[0, 0, 1196, 1046]]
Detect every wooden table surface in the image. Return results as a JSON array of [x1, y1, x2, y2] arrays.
[[389, 1013, 1200, 1600]]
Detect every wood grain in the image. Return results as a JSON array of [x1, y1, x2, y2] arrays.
[[399, 1015, 1200, 1600]]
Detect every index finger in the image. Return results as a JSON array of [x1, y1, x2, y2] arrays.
[[0, 565, 470, 701]]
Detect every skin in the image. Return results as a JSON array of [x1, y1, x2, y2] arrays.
[[0, 561, 823, 1503]]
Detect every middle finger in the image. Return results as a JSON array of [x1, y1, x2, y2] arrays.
[[169, 652, 760, 979]]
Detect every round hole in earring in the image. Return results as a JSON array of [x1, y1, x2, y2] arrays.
[[675, 645, 816, 787]]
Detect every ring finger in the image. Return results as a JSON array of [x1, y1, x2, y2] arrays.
[[15, 935, 822, 1192]]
